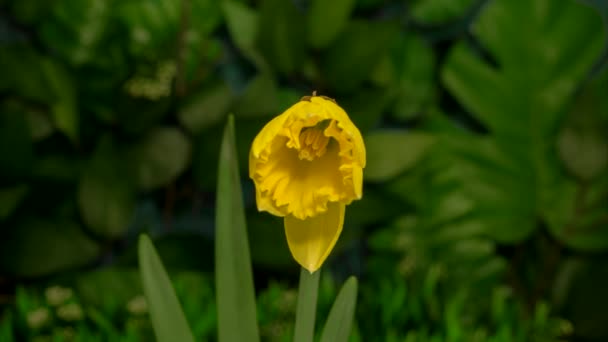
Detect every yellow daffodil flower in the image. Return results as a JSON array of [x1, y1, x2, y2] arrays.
[[249, 95, 366, 273]]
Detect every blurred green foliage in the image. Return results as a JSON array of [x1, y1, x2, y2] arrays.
[[1, 0, 608, 340]]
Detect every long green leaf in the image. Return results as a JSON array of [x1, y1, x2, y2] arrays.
[[320, 277, 358, 342], [294, 268, 320, 342], [138, 235, 194, 342], [215, 116, 260, 342]]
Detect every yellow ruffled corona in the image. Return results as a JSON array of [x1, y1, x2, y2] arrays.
[[249, 95, 366, 273]]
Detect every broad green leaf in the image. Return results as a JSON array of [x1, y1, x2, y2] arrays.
[[39, 0, 112, 66], [410, 0, 477, 25], [0, 46, 52, 103], [0, 219, 100, 277], [557, 70, 608, 181], [388, 34, 437, 121], [222, 1, 268, 70], [257, 0, 306, 75], [320, 277, 358, 342], [294, 268, 320, 342], [444, 0, 604, 138], [215, 116, 260, 342], [78, 137, 136, 239], [322, 20, 399, 93], [307, 0, 355, 49], [364, 131, 436, 182], [0, 184, 28, 221], [42, 58, 78, 143], [233, 73, 280, 118], [558, 126, 608, 181], [138, 235, 194, 342], [26, 110, 54, 141], [118, 5, 173, 55], [543, 174, 608, 251], [178, 84, 232, 135], [130, 127, 192, 191], [189, 0, 223, 36], [441, 0, 605, 242], [438, 134, 538, 242], [222, 1, 258, 53]]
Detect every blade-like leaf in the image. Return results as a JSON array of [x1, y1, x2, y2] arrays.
[[320, 277, 358, 342], [294, 268, 320, 342], [138, 235, 194, 342], [215, 116, 260, 342]]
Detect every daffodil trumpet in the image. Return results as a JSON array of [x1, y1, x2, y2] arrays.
[[249, 95, 366, 273]]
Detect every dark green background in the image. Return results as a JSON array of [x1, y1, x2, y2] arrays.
[[1, 0, 607, 340]]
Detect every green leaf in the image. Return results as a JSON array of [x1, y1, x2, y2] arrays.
[[0, 184, 29, 221], [388, 34, 437, 121], [222, 1, 258, 53], [441, 0, 606, 242], [557, 70, 608, 181], [138, 235, 195, 342], [543, 176, 608, 251], [26, 110, 54, 141], [364, 131, 436, 182], [40, 0, 112, 66], [118, 0, 177, 56], [294, 268, 320, 342], [0, 219, 100, 277], [322, 20, 399, 93], [320, 277, 358, 342], [233, 73, 280, 118], [439, 134, 538, 242], [307, 0, 355, 49], [130, 127, 192, 190], [0, 46, 52, 103], [444, 0, 604, 138], [42, 59, 78, 144], [221, 1, 267, 70], [78, 137, 136, 239], [257, 0, 306, 75], [215, 116, 260, 342], [178, 83, 233, 134], [558, 126, 608, 181], [410, 0, 478, 25]]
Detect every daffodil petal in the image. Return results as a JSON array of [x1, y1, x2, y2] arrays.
[[284, 202, 345, 273]]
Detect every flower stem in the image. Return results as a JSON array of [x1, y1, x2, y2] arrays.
[[294, 268, 320, 342]]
